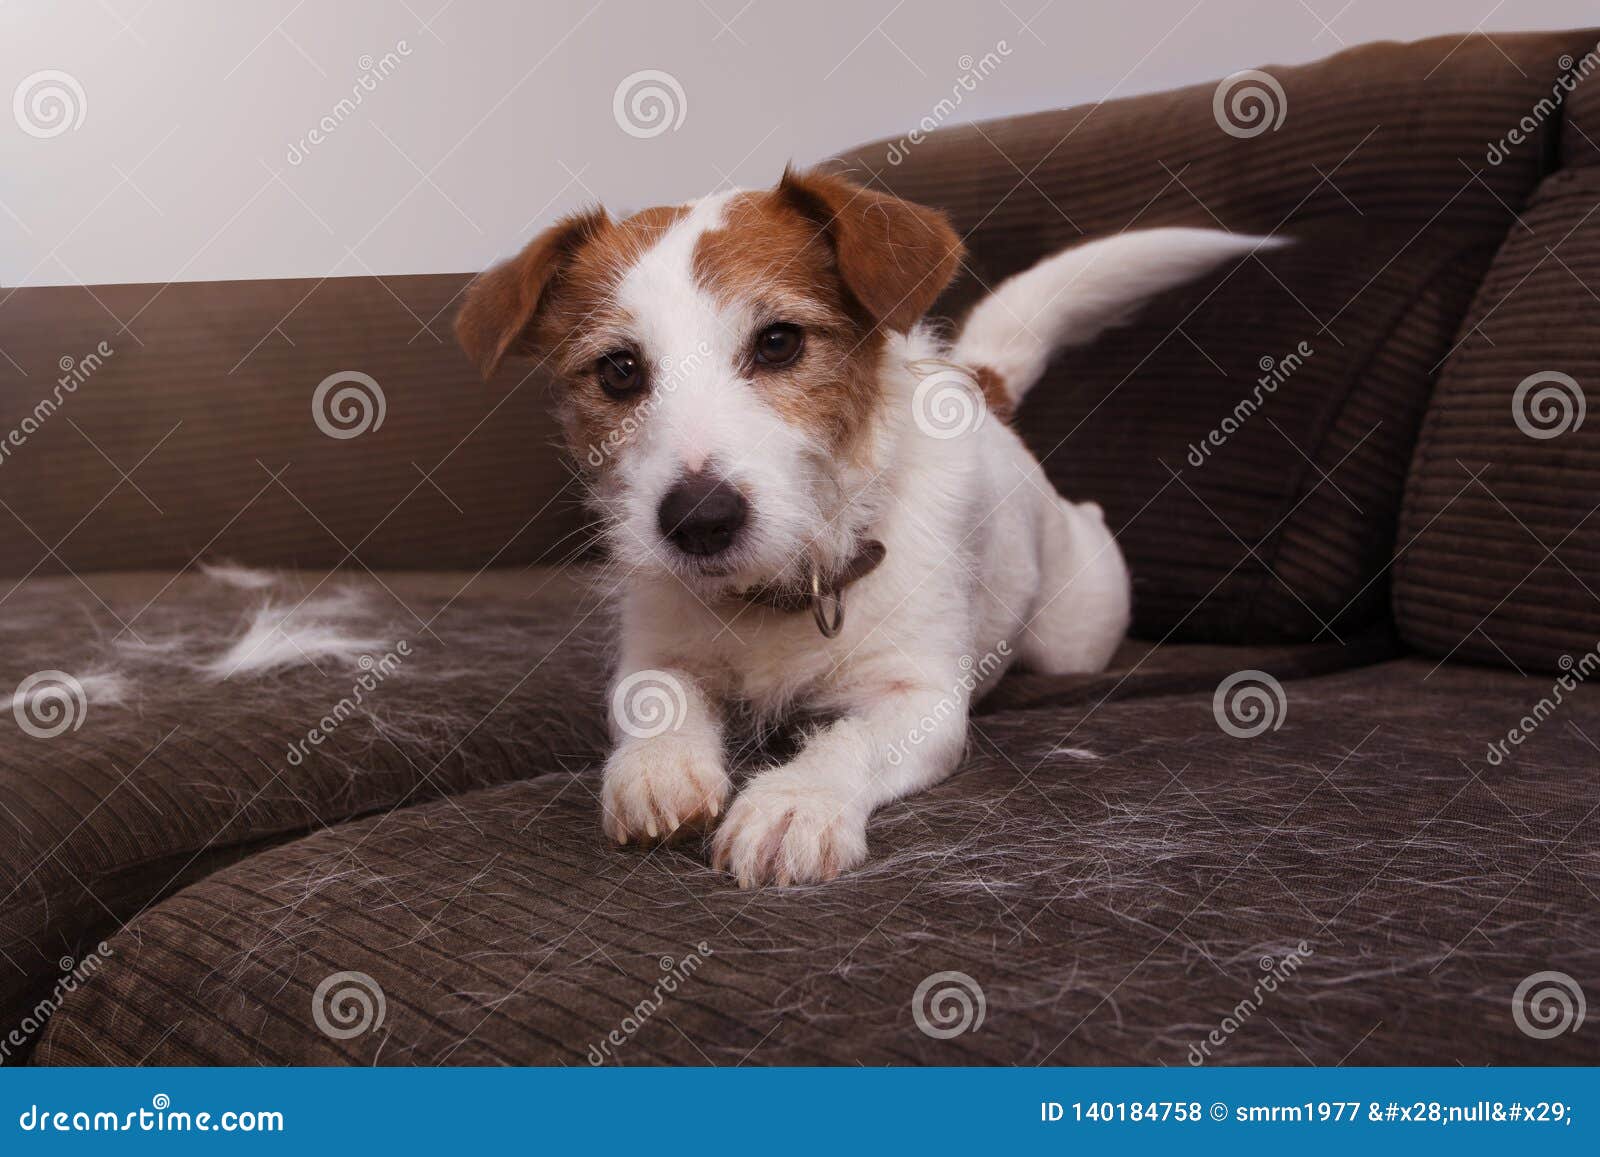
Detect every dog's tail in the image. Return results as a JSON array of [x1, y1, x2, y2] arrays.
[[951, 227, 1283, 409]]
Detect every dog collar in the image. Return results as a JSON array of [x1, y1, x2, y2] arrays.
[[741, 539, 887, 638]]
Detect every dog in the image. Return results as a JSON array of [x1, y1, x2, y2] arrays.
[[455, 167, 1268, 887]]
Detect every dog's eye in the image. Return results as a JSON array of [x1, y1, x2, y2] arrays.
[[595, 349, 644, 398], [753, 323, 803, 367]]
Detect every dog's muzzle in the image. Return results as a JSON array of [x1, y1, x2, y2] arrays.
[[657, 471, 748, 558]]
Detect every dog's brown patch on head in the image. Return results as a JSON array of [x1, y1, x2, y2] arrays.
[[690, 169, 963, 451], [692, 189, 885, 449], [774, 167, 963, 335], [454, 203, 698, 461]]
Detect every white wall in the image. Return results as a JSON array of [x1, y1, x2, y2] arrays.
[[2, 0, 1594, 287]]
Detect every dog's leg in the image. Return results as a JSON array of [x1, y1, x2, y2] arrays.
[[1019, 496, 1130, 675], [601, 666, 731, 845], [711, 681, 969, 887]]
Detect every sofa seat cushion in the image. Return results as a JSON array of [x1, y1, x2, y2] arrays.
[[0, 565, 612, 1049], [37, 658, 1598, 1066], [0, 564, 1390, 1056], [1395, 165, 1600, 673]]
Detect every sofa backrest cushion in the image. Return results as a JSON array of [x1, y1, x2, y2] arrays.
[[833, 30, 1598, 643], [0, 275, 588, 578], [1393, 162, 1600, 673]]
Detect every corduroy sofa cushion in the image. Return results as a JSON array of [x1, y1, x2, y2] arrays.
[[0, 566, 612, 1053], [0, 561, 1389, 1058], [1394, 165, 1600, 673], [36, 658, 1600, 1066], [832, 30, 1598, 643]]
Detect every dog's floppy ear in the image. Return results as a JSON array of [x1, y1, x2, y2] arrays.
[[454, 208, 608, 380], [776, 166, 962, 333]]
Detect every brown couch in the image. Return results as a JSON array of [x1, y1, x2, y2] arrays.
[[2, 29, 1597, 1065]]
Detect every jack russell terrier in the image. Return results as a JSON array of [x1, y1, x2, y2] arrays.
[[455, 167, 1268, 887]]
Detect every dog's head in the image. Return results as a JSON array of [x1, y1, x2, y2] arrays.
[[455, 168, 961, 596]]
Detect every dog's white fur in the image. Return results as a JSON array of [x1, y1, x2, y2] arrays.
[[577, 202, 1273, 886]]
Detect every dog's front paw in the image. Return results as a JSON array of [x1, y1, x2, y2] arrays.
[[601, 737, 730, 846], [711, 772, 868, 887]]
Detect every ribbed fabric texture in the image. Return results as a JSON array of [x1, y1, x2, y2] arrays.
[[35, 659, 1600, 1066], [832, 29, 1599, 643], [0, 562, 1378, 1049], [0, 274, 592, 579], [1396, 166, 1600, 672], [0, 568, 612, 1042]]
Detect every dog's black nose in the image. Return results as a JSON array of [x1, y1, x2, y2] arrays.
[[657, 472, 748, 557]]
